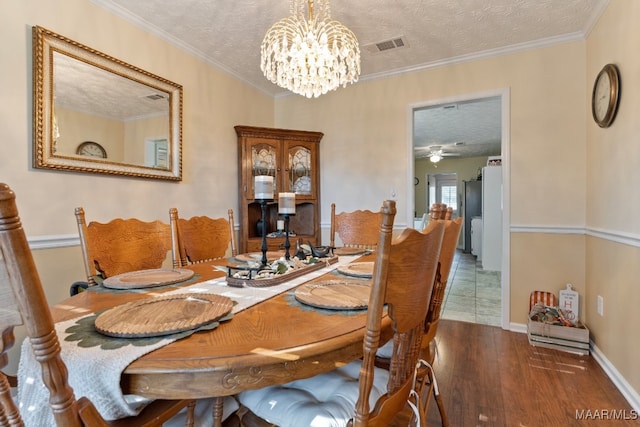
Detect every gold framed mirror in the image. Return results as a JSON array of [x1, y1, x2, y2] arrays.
[[33, 26, 183, 181]]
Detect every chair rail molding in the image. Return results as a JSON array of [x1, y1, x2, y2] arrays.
[[30, 225, 640, 253], [28, 234, 79, 250], [511, 224, 640, 249]]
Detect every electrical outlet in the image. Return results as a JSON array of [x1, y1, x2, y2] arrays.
[[597, 295, 604, 316]]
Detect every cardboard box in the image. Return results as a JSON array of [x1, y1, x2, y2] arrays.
[[527, 319, 590, 355]]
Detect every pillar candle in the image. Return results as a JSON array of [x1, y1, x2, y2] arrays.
[[278, 192, 296, 214], [254, 175, 274, 199], [277, 220, 285, 230]]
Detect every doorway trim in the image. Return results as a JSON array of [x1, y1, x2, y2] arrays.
[[406, 87, 511, 330]]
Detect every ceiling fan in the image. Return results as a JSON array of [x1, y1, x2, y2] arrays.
[[414, 145, 460, 163]]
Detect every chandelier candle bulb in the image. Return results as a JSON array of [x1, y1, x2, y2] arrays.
[[279, 192, 296, 214], [255, 175, 274, 200]]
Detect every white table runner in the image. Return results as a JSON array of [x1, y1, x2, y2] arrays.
[[167, 255, 359, 311]]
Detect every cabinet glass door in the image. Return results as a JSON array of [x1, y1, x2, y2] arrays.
[[249, 140, 278, 198], [285, 141, 315, 199]]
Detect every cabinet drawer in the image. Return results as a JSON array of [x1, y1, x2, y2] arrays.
[[246, 238, 284, 253]]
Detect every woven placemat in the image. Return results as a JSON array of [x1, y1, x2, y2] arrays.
[[102, 268, 194, 290], [294, 280, 371, 310], [337, 262, 374, 278], [94, 293, 233, 338]]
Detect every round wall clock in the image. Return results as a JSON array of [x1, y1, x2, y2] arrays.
[[592, 63, 620, 128], [76, 141, 107, 158]]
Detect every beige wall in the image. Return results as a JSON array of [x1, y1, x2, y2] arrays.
[[585, 0, 640, 397], [60, 110, 170, 166], [1, 0, 273, 286], [586, 237, 640, 391], [56, 108, 126, 162], [125, 115, 170, 166], [1, 0, 274, 236], [511, 233, 586, 322]]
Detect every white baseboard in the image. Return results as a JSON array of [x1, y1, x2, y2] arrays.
[[509, 322, 527, 334], [591, 342, 640, 412]]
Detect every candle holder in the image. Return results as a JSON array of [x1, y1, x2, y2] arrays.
[[281, 213, 295, 260], [278, 192, 296, 260], [257, 199, 270, 268]]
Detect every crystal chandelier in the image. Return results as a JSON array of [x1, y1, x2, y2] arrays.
[[260, 0, 361, 98]]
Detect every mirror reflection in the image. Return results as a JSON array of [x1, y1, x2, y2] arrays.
[[33, 26, 183, 180]]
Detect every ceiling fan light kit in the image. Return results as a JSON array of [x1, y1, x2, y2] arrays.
[[260, 0, 361, 98], [415, 143, 466, 162]]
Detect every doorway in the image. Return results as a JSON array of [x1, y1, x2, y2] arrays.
[[407, 88, 510, 330], [427, 172, 458, 216]]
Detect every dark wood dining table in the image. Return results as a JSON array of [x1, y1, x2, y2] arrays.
[[50, 254, 390, 426]]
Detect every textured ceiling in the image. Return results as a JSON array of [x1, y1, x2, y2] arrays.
[[54, 53, 169, 121], [413, 96, 502, 160], [86, 0, 607, 158]]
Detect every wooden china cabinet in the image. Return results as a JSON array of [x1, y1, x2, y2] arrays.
[[235, 125, 324, 253]]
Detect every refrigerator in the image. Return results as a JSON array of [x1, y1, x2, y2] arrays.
[[462, 180, 482, 253], [481, 166, 502, 271]]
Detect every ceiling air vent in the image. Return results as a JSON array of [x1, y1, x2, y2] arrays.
[[364, 36, 408, 54]]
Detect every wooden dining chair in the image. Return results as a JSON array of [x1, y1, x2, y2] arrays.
[[236, 200, 445, 427], [0, 183, 196, 426], [429, 203, 449, 220], [423, 217, 463, 329], [169, 208, 237, 268], [444, 207, 453, 220], [415, 216, 463, 426], [329, 203, 383, 250], [75, 207, 172, 287], [374, 216, 462, 426]]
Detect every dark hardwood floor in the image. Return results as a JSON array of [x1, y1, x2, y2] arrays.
[[391, 320, 636, 427]]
